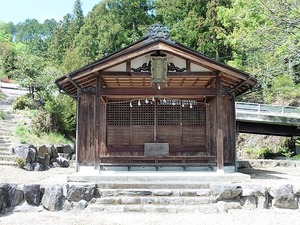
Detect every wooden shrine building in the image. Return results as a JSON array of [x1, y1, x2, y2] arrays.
[[56, 24, 257, 172]]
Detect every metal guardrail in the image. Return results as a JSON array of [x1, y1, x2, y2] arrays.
[[236, 102, 300, 118]]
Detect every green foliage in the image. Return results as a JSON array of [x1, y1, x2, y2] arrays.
[[292, 154, 300, 160], [277, 147, 293, 158], [13, 94, 36, 110], [245, 146, 273, 159], [16, 157, 25, 169], [15, 124, 30, 144], [0, 110, 4, 120], [14, 123, 70, 145], [31, 95, 76, 135]]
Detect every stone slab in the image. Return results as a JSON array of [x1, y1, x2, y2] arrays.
[[144, 143, 169, 156]]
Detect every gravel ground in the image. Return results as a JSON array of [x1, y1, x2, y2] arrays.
[[1, 165, 300, 225], [1, 208, 299, 225]]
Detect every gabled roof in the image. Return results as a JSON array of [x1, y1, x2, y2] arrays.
[[55, 24, 256, 98]]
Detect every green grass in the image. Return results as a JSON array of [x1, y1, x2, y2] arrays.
[[14, 124, 71, 145]]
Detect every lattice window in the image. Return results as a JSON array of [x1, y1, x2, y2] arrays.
[[158, 99, 181, 125], [107, 100, 130, 125], [107, 99, 205, 126], [182, 101, 205, 126], [132, 101, 155, 125]]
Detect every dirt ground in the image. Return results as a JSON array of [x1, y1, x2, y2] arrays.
[[1, 165, 300, 225]]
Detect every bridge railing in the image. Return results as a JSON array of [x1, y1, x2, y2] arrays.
[[236, 102, 300, 118]]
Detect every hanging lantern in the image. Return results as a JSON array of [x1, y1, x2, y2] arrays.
[[151, 56, 168, 89]]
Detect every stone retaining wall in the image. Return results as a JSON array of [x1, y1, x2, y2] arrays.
[[1, 183, 300, 214], [238, 159, 300, 169]]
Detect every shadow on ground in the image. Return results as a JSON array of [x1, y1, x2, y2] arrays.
[[238, 168, 288, 180]]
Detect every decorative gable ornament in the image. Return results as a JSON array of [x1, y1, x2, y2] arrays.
[[144, 24, 173, 43], [150, 56, 168, 89]]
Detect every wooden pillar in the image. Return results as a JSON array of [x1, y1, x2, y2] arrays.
[[154, 99, 157, 142], [75, 88, 81, 172], [94, 75, 101, 170], [216, 75, 224, 172]]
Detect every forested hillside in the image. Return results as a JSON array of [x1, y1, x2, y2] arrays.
[[1, 0, 300, 136]]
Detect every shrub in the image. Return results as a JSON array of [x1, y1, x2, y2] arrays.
[[16, 157, 25, 169], [13, 94, 35, 110], [32, 110, 52, 134], [293, 154, 300, 160], [256, 147, 273, 159]]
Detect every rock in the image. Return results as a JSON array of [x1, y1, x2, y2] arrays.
[[0, 184, 9, 211], [13, 145, 36, 163], [24, 184, 42, 206], [240, 184, 267, 209], [67, 184, 96, 202], [237, 160, 252, 169], [62, 200, 73, 211], [76, 200, 88, 210], [196, 189, 211, 197], [46, 145, 58, 159], [7, 184, 24, 207], [240, 196, 257, 210], [270, 184, 298, 209], [52, 156, 69, 168], [44, 153, 50, 168], [52, 162, 60, 168], [42, 185, 64, 211], [13, 202, 43, 213], [293, 186, 300, 196], [217, 201, 242, 213], [58, 153, 72, 160], [241, 184, 267, 197], [36, 145, 48, 158], [153, 190, 173, 196], [211, 184, 242, 202], [32, 162, 45, 171], [23, 163, 33, 171], [0, 184, 24, 211], [36, 156, 45, 165], [56, 144, 74, 154]]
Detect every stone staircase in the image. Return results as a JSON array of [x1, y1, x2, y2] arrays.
[[88, 187, 221, 213], [68, 171, 251, 213], [0, 87, 27, 166]]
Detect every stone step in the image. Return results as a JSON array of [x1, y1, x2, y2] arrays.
[[0, 143, 11, 148], [0, 155, 17, 162], [0, 146, 11, 151], [95, 196, 212, 205], [0, 138, 10, 143], [0, 149, 13, 155], [0, 161, 17, 166], [98, 189, 211, 197], [96, 181, 210, 189], [0, 127, 15, 132], [68, 171, 251, 183], [0, 132, 13, 137], [84, 203, 238, 213]]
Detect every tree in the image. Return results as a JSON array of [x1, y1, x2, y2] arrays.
[[75, 0, 155, 61], [0, 29, 16, 78], [155, 0, 232, 61], [218, 0, 300, 103], [15, 50, 44, 98]]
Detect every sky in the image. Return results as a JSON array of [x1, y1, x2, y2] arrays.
[[0, 0, 101, 24]]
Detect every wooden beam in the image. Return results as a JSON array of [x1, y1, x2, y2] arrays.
[[186, 59, 191, 72], [101, 71, 216, 77], [100, 87, 216, 97]]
